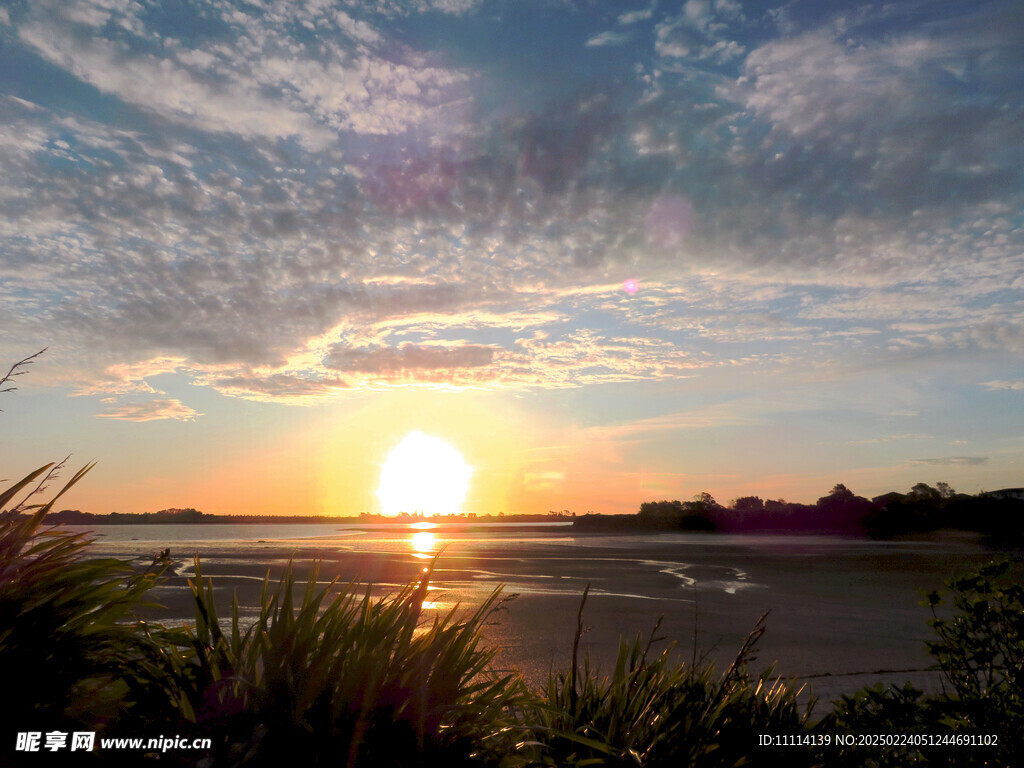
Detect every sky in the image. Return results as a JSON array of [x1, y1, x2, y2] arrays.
[[1, 0, 1022, 516]]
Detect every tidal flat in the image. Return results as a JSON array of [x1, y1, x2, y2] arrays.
[[68, 523, 1004, 703]]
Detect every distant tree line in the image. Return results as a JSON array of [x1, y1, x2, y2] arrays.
[[40, 483, 1024, 539], [574, 482, 1024, 539], [48, 507, 210, 524], [43, 509, 579, 525]]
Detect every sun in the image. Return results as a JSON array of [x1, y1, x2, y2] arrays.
[[377, 431, 473, 516]]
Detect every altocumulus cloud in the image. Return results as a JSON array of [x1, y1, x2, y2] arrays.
[[0, 0, 1021, 417]]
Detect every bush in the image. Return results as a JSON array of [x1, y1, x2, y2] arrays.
[[925, 558, 1024, 766], [823, 683, 935, 767], [820, 558, 1024, 768]]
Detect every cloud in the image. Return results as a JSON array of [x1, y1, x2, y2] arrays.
[[308, 314, 712, 393], [502, 330, 706, 388], [0, 98, 50, 156], [909, 456, 989, 466], [71, 357, 189, 396], [1, 86, 651, 391], [655, 24, 703, 59], [581, 407, 759, 443], [402, 0, 482, 15], [254, 51, 471, 137], [96, 399, 202, 422], [946, 321, 1024, 355], [732, 7, 1024, 216], [654, 0, 743, 60], [982, 379, 1024, 391], [325, 343, 496, 373], [208, 374, 349, 404], [618, 8, 653, 25], [16, 0, 472, 147], [848, 434, 931, 445], [699, 40, 745, 61], [586, 31, 631, 47], [740, 31, 926, 139], [522, 470, 565, 491], [17, 23, 335, 150], [1, 0, 1022, 424]]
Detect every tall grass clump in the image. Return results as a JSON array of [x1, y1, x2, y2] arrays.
[[0, 349, 166, 741], [0, 461, 174, 743], [154, 559, 529, 767], [525, 587, 813, 767]]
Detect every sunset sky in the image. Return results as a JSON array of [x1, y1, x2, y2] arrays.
[[2, 0, 1022, 516]]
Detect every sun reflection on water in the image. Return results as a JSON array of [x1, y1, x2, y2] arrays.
[[410, 530, 438, 559]]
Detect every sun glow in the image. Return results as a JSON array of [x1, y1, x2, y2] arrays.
[[377, 431, 473, 516]]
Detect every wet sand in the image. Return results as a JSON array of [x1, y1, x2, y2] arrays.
[[90, 525, 1003, 706]]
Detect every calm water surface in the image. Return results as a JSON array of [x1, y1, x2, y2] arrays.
[[61, 522, 1003, 703]]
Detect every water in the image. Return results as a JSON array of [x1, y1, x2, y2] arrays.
[[58, 522, 1001, 704]]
